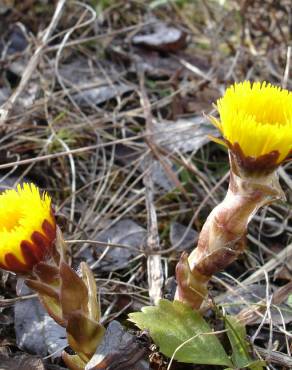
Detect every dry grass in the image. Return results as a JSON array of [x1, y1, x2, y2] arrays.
[[0, 0, 291, 369]]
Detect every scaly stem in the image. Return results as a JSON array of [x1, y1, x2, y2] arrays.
[[175, 155, 284, 309], [25, 228, 104, 369]]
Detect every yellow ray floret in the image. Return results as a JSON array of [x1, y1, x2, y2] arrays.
[[212, 81, 292, 163], [0, 183, 56, 273]]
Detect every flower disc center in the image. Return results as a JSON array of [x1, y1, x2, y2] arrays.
[[1, 212, 22, 231]]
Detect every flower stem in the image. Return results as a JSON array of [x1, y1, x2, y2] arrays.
[[175, 156, 284, 309]]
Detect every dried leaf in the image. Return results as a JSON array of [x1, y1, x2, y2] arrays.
[[132, 22, 187, 52], [170, 222, 198, 252], [14, 286, 67, 357], [143, 158, 176, 191], [218, 284, 292, 324], [0, 87, 10, 106], [217, 284, 266, 315], [87, 219, 146, 271], [6, 25, 28, 55], [115, 144, 177, 191], [0, 354, 45, 370], [58, 58, 132, 107], [73, 84, 131, 107], [85, 321, 149, 370], [153, 117, 218, 154]]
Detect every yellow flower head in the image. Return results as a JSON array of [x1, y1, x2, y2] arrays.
[[211, 81, 292, 173], [0, 183, 56, 273]]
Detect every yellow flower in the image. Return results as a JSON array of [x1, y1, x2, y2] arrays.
[[211, 81, 292, 172], [0, 183, 56, 273]]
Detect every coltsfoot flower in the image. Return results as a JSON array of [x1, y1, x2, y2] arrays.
[[0, 183, 56, 273], [211, 81, 292, 174], [175, 80, 289, 309]]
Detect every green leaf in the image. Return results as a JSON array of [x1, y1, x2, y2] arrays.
[[129, 299, 232, 366], [225, 316, 265, 370]]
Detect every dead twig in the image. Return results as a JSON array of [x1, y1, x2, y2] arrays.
[[138, 67, 163, 304], [254, 346, 292, 368]]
